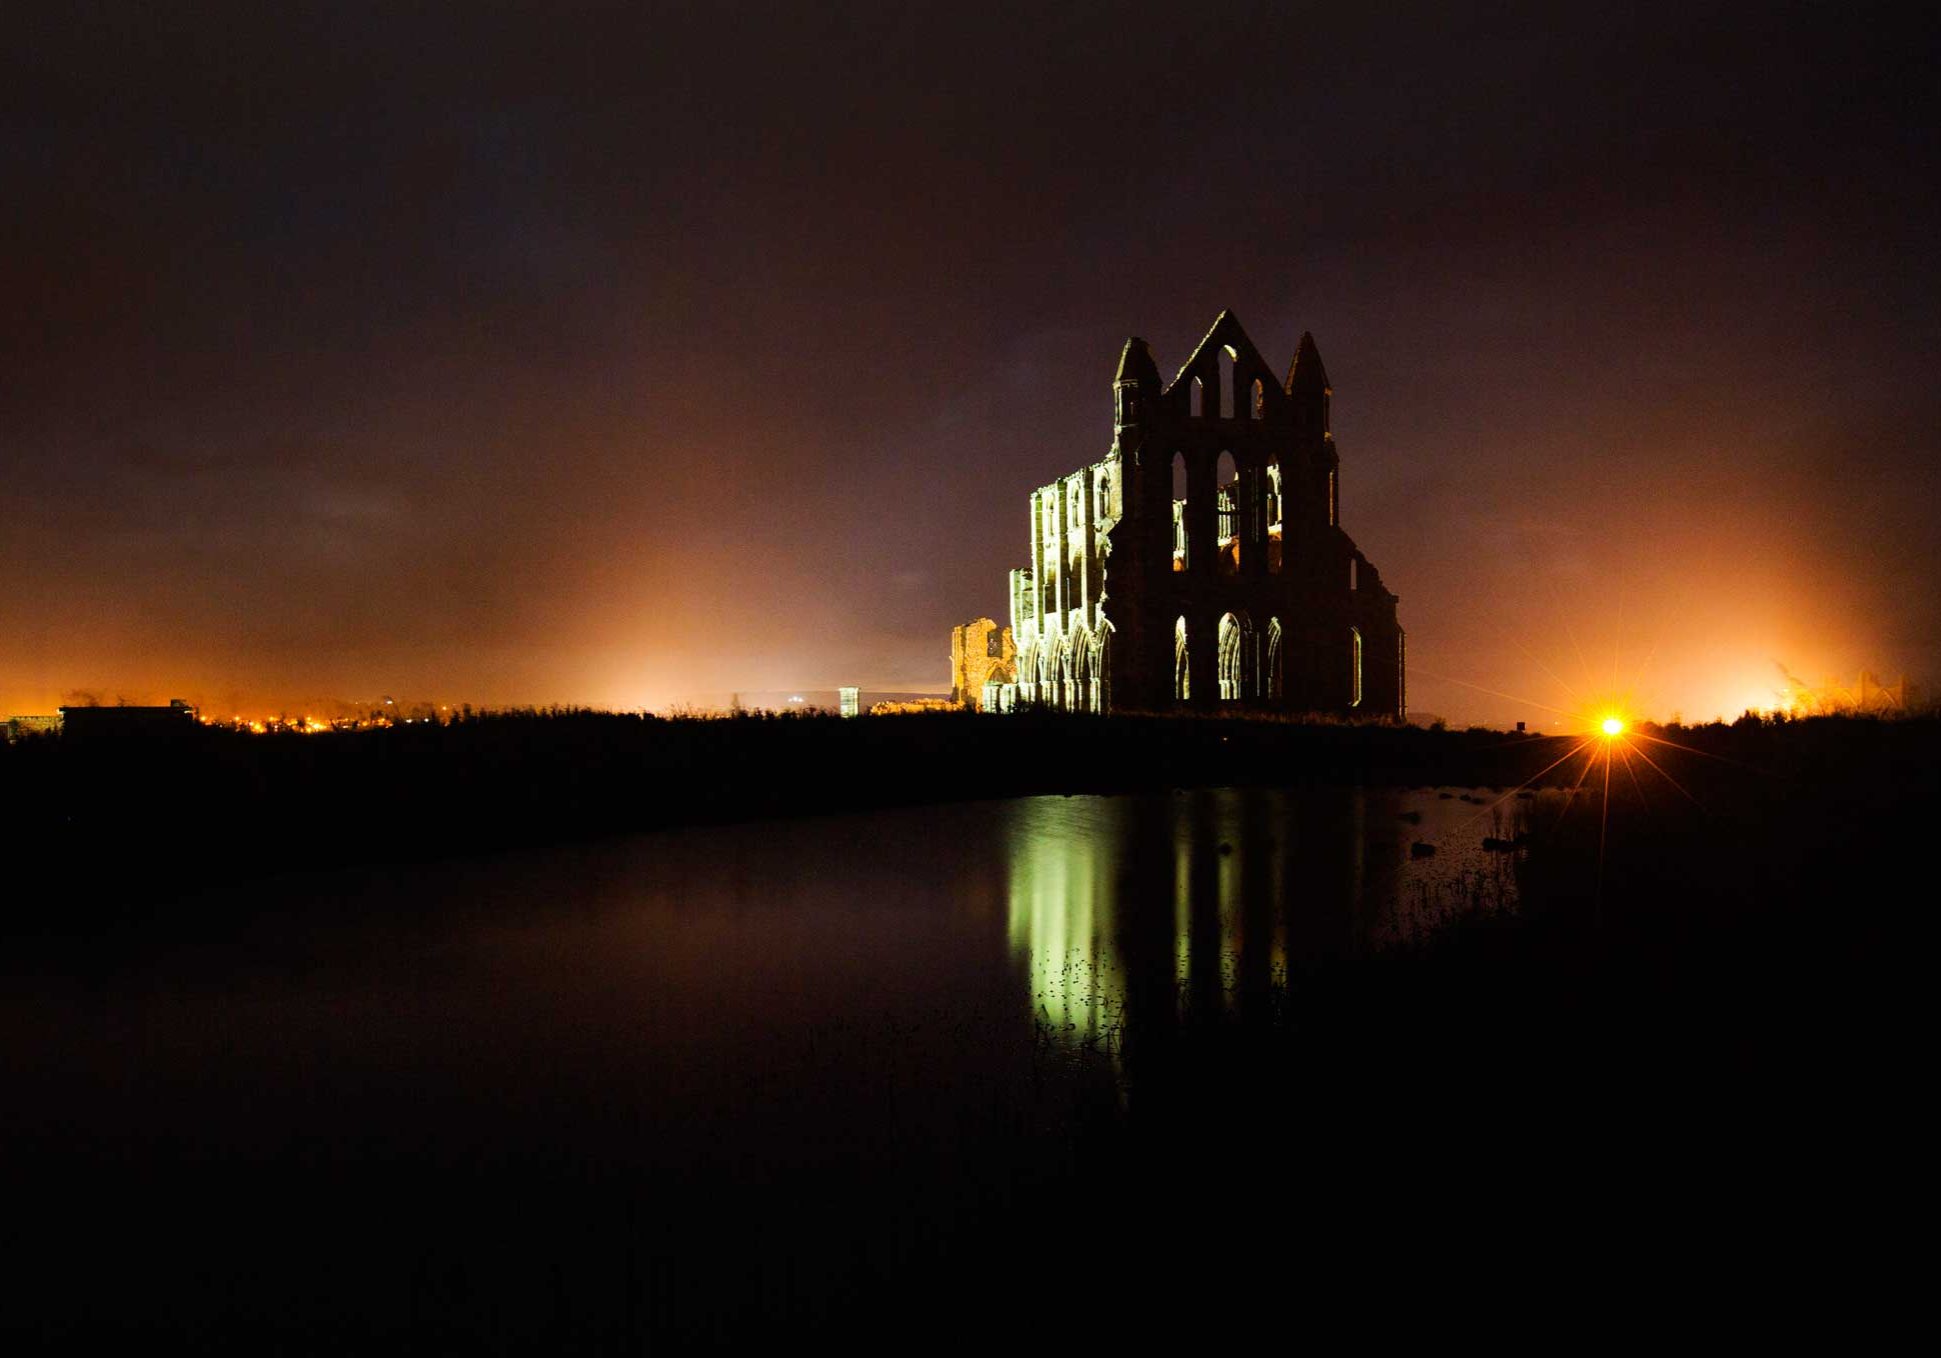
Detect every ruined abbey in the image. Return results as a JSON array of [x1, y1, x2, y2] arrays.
[[990, 311, 1403, 718]]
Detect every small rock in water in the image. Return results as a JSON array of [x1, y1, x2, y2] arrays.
[[1437, 792, 1454, 800], [1397, 810, 1423, 825]]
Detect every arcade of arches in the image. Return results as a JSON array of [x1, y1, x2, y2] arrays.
[[998, 311, 1404, 719]]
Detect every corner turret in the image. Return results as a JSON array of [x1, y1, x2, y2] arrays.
[[1115, 335, 1161, 389], [1118, 337, 1156, 463], [1284, 331, 1331, 441], [1113, 336, 1161, 452]]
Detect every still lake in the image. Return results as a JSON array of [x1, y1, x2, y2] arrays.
[[4, 785, 1542, 1346]]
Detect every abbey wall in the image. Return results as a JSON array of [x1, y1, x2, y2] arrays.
[[949, 617, 1016, 711], [1001, 311, 1404, 719]]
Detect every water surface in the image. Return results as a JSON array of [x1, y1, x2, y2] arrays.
[[3, 784, 1541, 1345]]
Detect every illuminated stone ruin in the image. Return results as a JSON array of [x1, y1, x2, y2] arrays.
[[950, 617, 1018, 711], [869, 697, 958, 715], [1000, 311, 1404, 717]]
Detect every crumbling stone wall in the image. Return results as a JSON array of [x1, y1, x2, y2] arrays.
[[1004, 311, 1404, 720], [950, 617, 1017, 710]]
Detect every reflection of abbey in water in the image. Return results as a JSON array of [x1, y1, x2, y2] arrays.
[[1005, 787, 1530, 1051], [988, 312, 1404, 718]]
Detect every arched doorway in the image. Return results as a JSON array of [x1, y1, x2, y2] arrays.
[[1068, 626, 1091, 713], [1085, 626, 1110, 713]]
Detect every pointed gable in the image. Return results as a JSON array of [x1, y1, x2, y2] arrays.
[[1161, 310, 1285, 420], [1165, 309, 1274, 395]]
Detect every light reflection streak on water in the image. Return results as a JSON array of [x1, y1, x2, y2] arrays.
[[1006, 798, 1125, 1050], [1172, 819, 1192, 995], [1216, 794, 1241, 1012], [1004, 787, 1552, 1058]]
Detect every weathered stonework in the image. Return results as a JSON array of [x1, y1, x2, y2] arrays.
[[1003, 312, 1404, 719], [949, 617, 1017, 710]]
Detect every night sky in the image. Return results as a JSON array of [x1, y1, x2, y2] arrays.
[[6, 2, 1936, 723]]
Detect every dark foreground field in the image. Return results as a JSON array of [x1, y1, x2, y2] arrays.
[[7, 708, 1936, 910], [2, 713, 1933, 1348], [6, 709, 1563, 909]]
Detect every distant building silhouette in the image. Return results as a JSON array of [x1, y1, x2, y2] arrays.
[[1001, 312, 1404, 717], [4, 714, 61, 742], [57, 699, 200, 741]]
